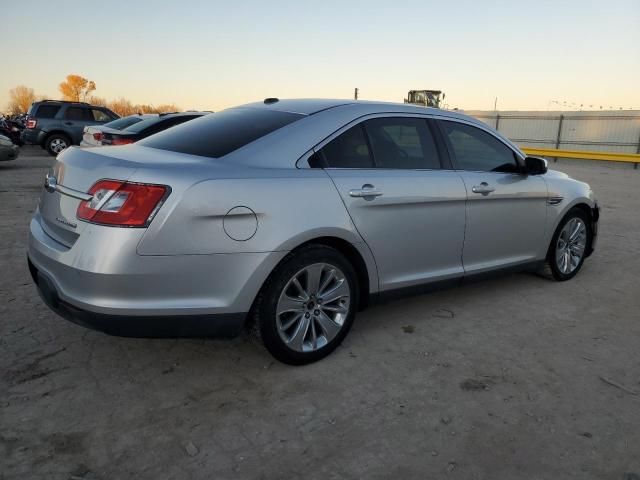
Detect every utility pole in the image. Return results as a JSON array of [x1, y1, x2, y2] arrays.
[[494, 97, 498, 111], [354, 88, 359, 100]]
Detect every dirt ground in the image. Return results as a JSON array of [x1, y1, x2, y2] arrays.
[[1, 148, 639, 480]]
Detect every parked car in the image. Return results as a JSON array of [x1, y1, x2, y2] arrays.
[[21, 100, 118, 155], [0, 134, 20, 162], [27, 99, 599, 365], [81, 114, 158, 147], [100, 112, 206, 146]]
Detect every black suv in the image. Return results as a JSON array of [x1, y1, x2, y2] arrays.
[[22, 100, 118, 155]]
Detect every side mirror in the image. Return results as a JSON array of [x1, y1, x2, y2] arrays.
[[524, 156, 547, 175]]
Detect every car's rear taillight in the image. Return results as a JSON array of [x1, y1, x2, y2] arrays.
[[77, 180, 169, 227], [26, 119, 37, 129], [92, 132, 103, 141], [111, 137, 134, 146]]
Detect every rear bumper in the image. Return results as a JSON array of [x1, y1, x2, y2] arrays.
[[28, 257, 246, 337], [21, 128, 46, 145], [28, 212, 287, 337]]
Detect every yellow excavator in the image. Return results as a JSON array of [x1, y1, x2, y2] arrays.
[[404, 90, 445, 108]]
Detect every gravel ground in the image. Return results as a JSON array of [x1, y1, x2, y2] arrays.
[[1, 148, 639, 480]]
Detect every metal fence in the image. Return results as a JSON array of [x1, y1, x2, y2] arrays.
[[465, 110, 640, 155]]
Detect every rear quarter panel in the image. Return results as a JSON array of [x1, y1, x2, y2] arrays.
[[137, 168, 364, 255], [134, 165, 378, 291]]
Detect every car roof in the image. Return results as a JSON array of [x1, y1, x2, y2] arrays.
[[227, 99, 521, 168], [236, 98, 472, 121]]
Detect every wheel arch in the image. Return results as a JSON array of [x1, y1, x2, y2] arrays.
[[252, 235, 376, 314], [549, 200, 597, 257], [43, 130, 72, 146], [291, 236, 372, 311]]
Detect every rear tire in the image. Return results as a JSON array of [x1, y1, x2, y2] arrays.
[[251, 245, 359, 365], [545, 207, 591, 281], [45, 134, 71, 156]]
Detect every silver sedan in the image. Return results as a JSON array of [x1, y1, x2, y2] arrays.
[[27, 99, 599, 364]]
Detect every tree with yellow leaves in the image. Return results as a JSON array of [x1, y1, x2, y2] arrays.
[[59, 74, 96, 102], [7, 85, 45, 114]]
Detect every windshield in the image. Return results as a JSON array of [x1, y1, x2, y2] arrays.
[[139, 108, 304, 158]]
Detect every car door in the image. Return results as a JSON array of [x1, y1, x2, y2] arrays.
[[62, 107, 93, 144], [315, 116, 467, 292], [438, 119, 548, 273]]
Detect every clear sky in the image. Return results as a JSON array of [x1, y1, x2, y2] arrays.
[[2, 0, 639, 112]]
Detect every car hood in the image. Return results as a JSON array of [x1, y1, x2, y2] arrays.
[[545, 169, 570, 179]]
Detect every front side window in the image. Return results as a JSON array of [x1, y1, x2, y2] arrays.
[[441, 120, 519, 173], [364, 117, 440, 169], [320, 125, 374, 168]]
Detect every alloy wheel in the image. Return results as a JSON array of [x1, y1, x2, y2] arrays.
[[555, 217, 587, 274], [276, 263, 351, 352], [50, 138, 68, 153]]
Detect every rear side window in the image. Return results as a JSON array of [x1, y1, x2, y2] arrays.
[[64, 107, 92, 121], [35, 105, 61, 118], [441, 120, 519, 173], [364, 117, 440, 169], [139, 109, 304, 158], [320, 125, 374, 168], [92, 109, 112, 122]]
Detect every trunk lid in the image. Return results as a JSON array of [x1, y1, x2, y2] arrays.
[[38, 146, 140, 246]]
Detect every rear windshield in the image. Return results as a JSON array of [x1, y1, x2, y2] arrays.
[[138, 108, 304, 158], [124, 116, 165, 133], [104, 116, 146, 130]]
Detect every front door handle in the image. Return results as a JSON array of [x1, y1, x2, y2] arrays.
[[471, 182, 495, 195], [64, 122, 73, 126], [349, 184, 383, 198]]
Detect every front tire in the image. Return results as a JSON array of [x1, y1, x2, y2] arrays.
[[45, 134, 71, 156], [252, 245, 358, 365], [546, 207, 591, 281]]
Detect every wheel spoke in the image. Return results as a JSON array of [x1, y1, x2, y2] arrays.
[[310, 317, 318, 350], [569, 221, 584, 242], [315, 311, 342, 340], [305, 264, 324, 295], [320, 279, 349, 304], [318, 268, 336, 297], [321, 303, 348, 314], [570, 242, 585, 256], [277, 295, 305, 315], [287, 315, 311, 351], [279, 312, 303, 332], [291, 276, 309, 301]]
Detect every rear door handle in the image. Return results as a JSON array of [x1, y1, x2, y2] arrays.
[[64, 122, 73, 126], [471, 182, 495, 195], [349, 184, 383, 198]]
